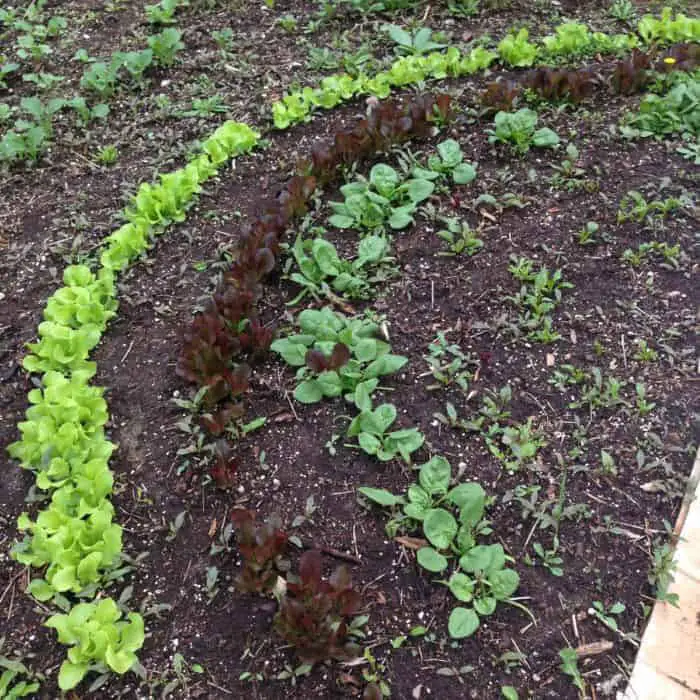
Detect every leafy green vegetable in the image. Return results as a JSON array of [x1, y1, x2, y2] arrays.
[[329, 163, 433, 232], [498, 28, 538, 67], [487, 109, 560, 154], [45, 599, 144, 690], [418, 139, 478, 185]]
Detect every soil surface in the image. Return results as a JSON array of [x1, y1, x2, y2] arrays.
[[1, 1, 698, 698]]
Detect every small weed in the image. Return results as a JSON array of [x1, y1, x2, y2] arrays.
[[277, 15, 298, 32], [649, 533, 680, 606], [436, 218, 484, 256], [423, 331, 476, 392], [95, 144, 118, 165], [531, 539, 564, 576], [621, 241, 684, 269], [608, 0, 636, 23], [382, 24, 446, 57], [559, 647, 585, 694], [632, 339, 658, 362]]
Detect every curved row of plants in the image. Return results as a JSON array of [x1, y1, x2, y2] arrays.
[[271, 8, 699, 129], [6, 5, 696, 693], [177, 94, 525, 695], [7, 120, 258, 691]]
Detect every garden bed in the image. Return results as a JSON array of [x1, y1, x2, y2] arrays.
[[1, 0, 698, 698]]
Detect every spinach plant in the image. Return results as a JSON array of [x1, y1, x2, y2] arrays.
[[360, 457, 520, 638], [271, 307, 407, 404], [423, 332, 477, 391], [347, 401, 424, 463], [329, 163, 434, 232], [285, 232, 395, 304], [382, 24, 446, 56], [147, 28, 184, 66], [507, 257, 573, 342], [435, 218, 483, 256], [487, 109, 560, 154], [413, 139, 478, 186]]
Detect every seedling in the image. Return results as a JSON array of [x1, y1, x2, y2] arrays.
[[0, 644, 40, 699], [553, 366, 629, 413], [632, 339, 658, 362], [609, 0, 636, 23], [436, 218, 484, 256], [599, 449, 618, 476], [550, 144, 598, 192], [412, 139, 478, 186], [147, 28, 184, 66], [507, 257, 572, 342], [277, 15, 298, 32], [485, 418, 546, 472], [589, 600, 625, 631], [621, 241, 684, 269], [447, 0, 479, 17], [96, 145, 118, 165], [558, 648, 585, 694], [635, 383, 656, 415], [423, 332, 476, 392], [617, 190, 686, 227], [382, 24, 446, 56], [145, 0, 182, 25], [576, 221, 603, 245], [649, 536, 679, 606], [531, 540, 564, 576]]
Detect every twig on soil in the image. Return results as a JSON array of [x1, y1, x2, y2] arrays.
[[120, 339, 135, 363], [621, 334, 627, 369], [300, 539, 362, 565], [512, 638, 531, 669], [522, 518, 539, 553], [0, 570, 23, 606], [352, 521, 360, 561], [284, 391, 299, 421], [607, 483, 641, 508], [325, 287, 356, 314], [206, 680, 233, 695]]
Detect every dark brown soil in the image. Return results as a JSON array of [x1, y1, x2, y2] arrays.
[[1, 0, 698, 698]]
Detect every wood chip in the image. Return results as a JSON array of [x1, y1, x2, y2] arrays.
[[576, 640, 614, 658], [273, 412, 295, 423], [394, 536, 428, 550], [546, 353, 556, 367], [208, 518, 217, 537]]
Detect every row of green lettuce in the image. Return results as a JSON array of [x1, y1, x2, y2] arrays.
[[7, 120, 259, 691], [7, 5, 697, 692], [272, 8, 700, 129]]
